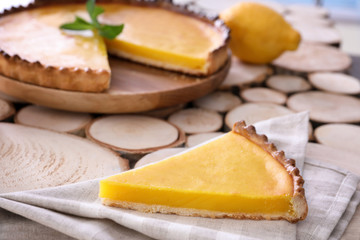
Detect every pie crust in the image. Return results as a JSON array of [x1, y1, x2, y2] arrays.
[[0, 0, 229, 92]]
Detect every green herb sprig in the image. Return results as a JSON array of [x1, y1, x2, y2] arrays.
[[60, 0, 124, 39]]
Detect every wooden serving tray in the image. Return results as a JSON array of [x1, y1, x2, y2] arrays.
[[0, 56, 230, 113]]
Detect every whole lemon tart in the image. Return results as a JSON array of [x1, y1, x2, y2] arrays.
[[0, 0, 229, 92], [100, 121, 308, 223]]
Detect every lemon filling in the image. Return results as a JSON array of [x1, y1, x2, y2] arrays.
[[100, 132, 294, 215]]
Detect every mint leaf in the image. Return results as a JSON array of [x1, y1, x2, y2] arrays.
[[60, 0, 124, 40], [87, 0, 104, 27], [60, 16, 94, 30], [98, 24, 124, 39]]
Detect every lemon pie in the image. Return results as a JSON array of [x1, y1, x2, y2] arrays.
[[0, 1, 228, 92], [100, 121, 307, 223]]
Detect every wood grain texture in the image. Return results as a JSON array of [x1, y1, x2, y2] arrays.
[[219, 57, 271, 90], [0, 123, 129, 193], [225, 103, 294, 130], [314, 124, 360, 155], [287, 91, 360, 123], [140, 104, 185, 119], [0, 56, 230, 113], [86, 115, 185, 155], [134, 148, 187, 169], [0, 90, 25, 103], [293, 25, 341, 45], [273, 43, 352, 73], [309, 72, 360, 95], [0, 98, 14, 121], [240, 87, 287, 105], [287, 4, 329, 18], [168, 108, 223, 134], [15, 105, 92, 135], [266, 75, 311, 94], [186, 132, 224, 148], [193, 91, 241, 113], [285, 15, 334, 27]]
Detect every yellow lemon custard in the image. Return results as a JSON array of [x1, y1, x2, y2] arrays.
[[100, 121, 307, 223], [0, 1, 228, 92], [101, 4, 227, 75]]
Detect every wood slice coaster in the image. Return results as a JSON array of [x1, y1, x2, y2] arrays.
[[293, 25, 341, 46], [287, 4, 329, 18], [140, 104, 185, 119], [225, 103, 294, 130], [240, 87, 287, 105], [0, 98, 15, 121], [250, 0, 287, 14], [287, 91, 360, 123], [0, 123, 128, 193], [86, 115, 185, 160], [186, 132, 224, 148], [134, 147, 187, 169], [308, 72, 360, 95], [266, 75, 312, 94], [219, 57, 271, 90], [15, 105, 92, 136], [193, 91, 242, 113], [285, 15, 334, 27], [273, 43, 352, 73], [168, 108, 223, 134], [314, 124, 360, 154]]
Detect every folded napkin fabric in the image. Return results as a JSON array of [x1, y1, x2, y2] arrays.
[[0, 112, 359, 240]]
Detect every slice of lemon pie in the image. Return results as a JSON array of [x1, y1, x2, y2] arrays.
[[100, 121, 307, 223], [0, 0, 228, 92]]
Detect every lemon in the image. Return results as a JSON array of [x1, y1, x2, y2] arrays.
[[220, 2, 301, 64]]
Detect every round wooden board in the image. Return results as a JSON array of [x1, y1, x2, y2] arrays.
[[0, 56, 230, 114]]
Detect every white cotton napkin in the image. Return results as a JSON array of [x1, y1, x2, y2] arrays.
[[0, 112, 359, 240]]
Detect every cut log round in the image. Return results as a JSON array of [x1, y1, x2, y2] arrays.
[[273, 43, 352, 73], [225, 103, 294, 130], [15, 105, 92, 135], [266, 75, 311, 94], [293, 25, 341, 45], [0, 98, 15, 121], [308, 72, 360, 95], [193, 91, 242, 113], [168, 108, 223, 134], [287, 4, 329, 18], [0, 123, 129, 193], [135, 148, 187, 168], [287, 91, 360, 123], [140, 104, 185, 118], [219, 57, 271, 90], [186, 132, 224, 148], [86, 115, 185, 157], [250, 0, 287, 14], [240, 87, 287, 105], [285, 15, 333, 27], [314, 124, 360, 154]]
